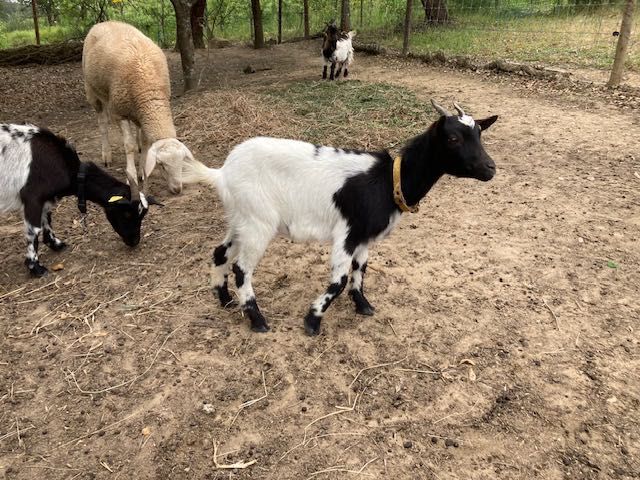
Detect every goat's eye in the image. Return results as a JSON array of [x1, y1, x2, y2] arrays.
[[448, 136, 460, 144]]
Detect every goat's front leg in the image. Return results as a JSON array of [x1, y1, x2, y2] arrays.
[[335, 63, 343, 79], [322, 64, 328, 79], [349, 245, 375, 316], [329, 63, 336, 80], [304, 242, 352, 336], [22, 200, 47, 277], [41, 203, 66, 252], [120, 120, 138, 184]]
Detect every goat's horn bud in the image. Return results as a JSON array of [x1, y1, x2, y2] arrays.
[[126, 172, 141, 202], [453, 102, 466, 117], [430, 99, 451, 117]]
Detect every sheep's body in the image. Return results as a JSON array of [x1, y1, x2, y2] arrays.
[[322, 25, 355, 80], [83, 21, 190, 194], [173, 102, 498, 335], [0, 123, 155, 277]]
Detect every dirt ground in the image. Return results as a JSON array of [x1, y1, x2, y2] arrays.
[[1, 41, 639, 480]]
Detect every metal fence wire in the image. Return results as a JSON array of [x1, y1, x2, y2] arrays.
[[196, 0, 636, 72]]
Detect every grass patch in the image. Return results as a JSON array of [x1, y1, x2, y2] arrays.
[[0, 25, 77, 49], [263, 80, 435, 149]]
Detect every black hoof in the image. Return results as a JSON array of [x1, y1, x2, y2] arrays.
[[350, 290, 376, 316], [215, 286, 237, 308], [26, 260, 48, 277], [47, 240, 67, 252], [304, 312, 321, 336], [251, 323, 270, 333]]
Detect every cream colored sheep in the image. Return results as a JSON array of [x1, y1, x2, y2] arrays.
[[83, 21, 191, 194]]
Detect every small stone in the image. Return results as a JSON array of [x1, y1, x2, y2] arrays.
[[563, 457, 571, 466], [301, 406, 307, 412], [431, 436, 438, 444], [403, 440, 413, 449], [620, 445, 629, 455]]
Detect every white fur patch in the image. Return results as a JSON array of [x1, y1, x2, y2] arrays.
[[139, 192, 149, 211], [458, 115, 475, 128], [0, 124, 38, 213]]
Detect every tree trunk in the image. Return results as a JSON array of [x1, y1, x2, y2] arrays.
[[303, 0, 310, 38], [608, 0, 635, 87], [251, 0, 264, 49], [341, 0, 351, 31], [278, 0, 282, 44], [421, 0, 449, 24], [31, 0, 40, 46], [190, 0, 206, 49], [171, 0, 197, 91], [402, 0, 413, 55]]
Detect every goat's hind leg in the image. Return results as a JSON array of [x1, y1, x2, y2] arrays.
[[329, 63, 336, 80], [211, 233, 238, 308], [349, 245, 375, 316], [42, 202, 66, 252], [304, 241, 352, 336]]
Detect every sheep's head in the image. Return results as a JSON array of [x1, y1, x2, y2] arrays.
[[145, 138, 193, 194], [430, 99, 498, 182]]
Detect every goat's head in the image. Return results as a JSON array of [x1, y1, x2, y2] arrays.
[[430, 99, 498, 182], [145, 138, 194, 194], [104, 173, 162, 247]]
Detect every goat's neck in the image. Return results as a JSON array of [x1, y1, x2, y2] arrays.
[[81, 163, 130, 206], [398, 128, 444, 207]]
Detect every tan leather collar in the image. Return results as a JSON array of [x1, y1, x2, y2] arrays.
[[393, 156, 419, 213]]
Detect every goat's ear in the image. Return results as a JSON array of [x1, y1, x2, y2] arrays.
[[145, 143, 159, 178], [477, 115, 498, 131], [349, 30, 357, 38]]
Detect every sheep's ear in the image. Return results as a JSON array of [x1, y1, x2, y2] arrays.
[[477, 115, 499, 131], [145, 143, 159, 178]]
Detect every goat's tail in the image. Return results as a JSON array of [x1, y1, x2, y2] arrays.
[[180, 154, 222, 189]]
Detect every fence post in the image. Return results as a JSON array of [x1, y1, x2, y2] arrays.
[[31, 0, 41, 46], [303, 0, 310, 38], [608, 0, 636, 87], [278, 0, 282, 44], [403, 0, 413, 55]]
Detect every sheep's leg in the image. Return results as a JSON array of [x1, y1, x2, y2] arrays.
[[97, 110, 112, 167], [304, 242, 352, 336], [41, 202, 66, 252], [232, 233, 272, 332], [22, 200, 47, 277], [138, 127, 150, 182], [329, 63, 336, 80], [349, 245, 375, 316], [120, 120, 138, 185], [211, 234, 238, 308]]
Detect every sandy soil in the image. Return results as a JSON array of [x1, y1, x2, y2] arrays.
[[0, 41, 639, 480]]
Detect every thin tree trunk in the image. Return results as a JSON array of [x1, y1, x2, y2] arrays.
[[608, 0, 635, 87], [190, 0, 206, 49], [278, 0, 282, 44], [402, 0, 413, 55], [251, 0, 264, 49], [341, 0, 351, 31], [303, 0, 310, 38], [31, 0, 40, 46], [171, 0, 197, 91]]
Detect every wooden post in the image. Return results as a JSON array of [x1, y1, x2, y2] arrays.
[[608, 0, 636, 87], [278, 0, 282, 44], [402, 0, 413, 55], [31, 0, 41, 46], [303, 0, 310, 38], [341, 0, 350, 31]]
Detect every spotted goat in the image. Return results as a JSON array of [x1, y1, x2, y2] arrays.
[[167, 100, 498, 335], [0, 124, 160, 277], [322, 22, 355, 80]]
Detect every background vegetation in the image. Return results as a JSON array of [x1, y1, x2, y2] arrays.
[[0, 0, 637, 70]]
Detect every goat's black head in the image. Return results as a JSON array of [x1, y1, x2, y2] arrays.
[[104, 175, 162, 247], [431, 100, 498, 182]]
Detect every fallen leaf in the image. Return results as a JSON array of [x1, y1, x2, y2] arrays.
[[51, 263, 64, 271], [142, 426, 151, 436], [459, 358, 476, 366]]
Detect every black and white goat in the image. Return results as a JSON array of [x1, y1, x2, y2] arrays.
[[322, 23, 355, 80], [0, 124, 160, 277], [169, 100, 498, 335]]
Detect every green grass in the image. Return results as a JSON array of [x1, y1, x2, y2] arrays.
[[263, 80, 434, 148], [0, 25, 77, 49]]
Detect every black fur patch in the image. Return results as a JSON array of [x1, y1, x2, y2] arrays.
[[213, 244, 228, 266], [243, 298, 269, 332], [233, 263, 245, 288], [304, 311, 322, 336]]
